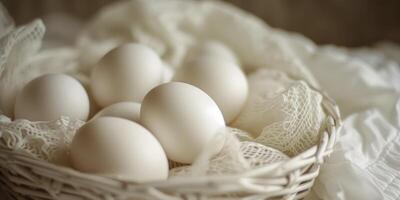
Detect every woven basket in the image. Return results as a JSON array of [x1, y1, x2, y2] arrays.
[[0, 86, 341, 200]]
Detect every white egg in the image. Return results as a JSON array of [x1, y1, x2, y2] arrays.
[[141, 82, 226, 164], [14, 74, 90, 121], [173, 58, 248, 123], [72, 73, 101, 118], [90, 43, 163, 107], [92, 102, 140, 122], [71, 117, 168, 182], [185, 41, 238, 64]]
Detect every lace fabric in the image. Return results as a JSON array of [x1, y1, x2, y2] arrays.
[[0, 19, 45, 117], [169, 128, 289, 177], [0, 116, 84, 166], [233, 69, 325, 156]]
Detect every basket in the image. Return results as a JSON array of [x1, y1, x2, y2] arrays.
[[0, 87, 341, 200], [0, 0, 342, 199]]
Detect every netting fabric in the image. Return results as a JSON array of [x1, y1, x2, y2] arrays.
[[169, 128, 289, 177], [0, 19, 45, 117], [0, 116, 83, 166], [233, 69, 325, 156]]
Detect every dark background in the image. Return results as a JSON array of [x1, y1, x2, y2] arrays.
[[2, 0, 400, 47]]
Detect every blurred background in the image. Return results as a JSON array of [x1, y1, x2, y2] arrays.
[[1, 0, 400, 47]]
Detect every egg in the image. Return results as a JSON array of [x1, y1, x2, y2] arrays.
[[14, 74, 90, 121], [141, 82, 226, 164], [92, 102, 140, 122], [72, 73, 101, 118], [173, 58, 248, 123], [71, 117, 168, 182], [185, 41, 238, 64], [90, 43, 163, 107]]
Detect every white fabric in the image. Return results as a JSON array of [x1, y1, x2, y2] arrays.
[[232, 69, 325, 156], [0, 3, 14, 38], [0, 116, 84, 166], [0, 18, 45, 117], [169, 128, 289, 177], [304, 45, 400, 200]]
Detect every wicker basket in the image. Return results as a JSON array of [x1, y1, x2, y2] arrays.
[[0, 86, 341, 200]]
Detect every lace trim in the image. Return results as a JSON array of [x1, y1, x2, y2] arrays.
[[0, 116, 84, 164]]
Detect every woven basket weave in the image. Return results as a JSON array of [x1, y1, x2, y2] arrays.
[[0, 87, 340, 200]]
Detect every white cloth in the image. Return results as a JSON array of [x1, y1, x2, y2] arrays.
[[305, 45, 400, 200]]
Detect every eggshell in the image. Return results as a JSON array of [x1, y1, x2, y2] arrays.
[[90, 43, 163, 107], [141, 82, 226, 164], [185, 41, 238, 64], [173, 58, 248, 123], [71, 117, 168, 182], [14, 74, 90, 121], [72, 73, 101, 118], [92, 102, 140, 122]]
